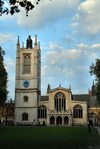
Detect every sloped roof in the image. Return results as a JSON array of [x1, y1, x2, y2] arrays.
[[41, 96, 49, 101], [73, 94, 91, 106]]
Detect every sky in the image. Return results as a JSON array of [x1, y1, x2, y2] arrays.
[[0, 0, 100, 100]]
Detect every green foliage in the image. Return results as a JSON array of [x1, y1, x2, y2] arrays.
[[94, 82, 100, 104], [0, 47, 8, 106], [0, 99, 14, 125], [0, 0, 52, 16], [89, 58, 100, 104], [89, 59, 100, 82]]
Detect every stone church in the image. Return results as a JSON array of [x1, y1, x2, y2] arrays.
[[14, 35, 99, 126]]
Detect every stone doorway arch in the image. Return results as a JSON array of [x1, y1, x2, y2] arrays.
[[56, 116, 62, 125], [50, 116, 55, 125], [64, 116, 69, 125]]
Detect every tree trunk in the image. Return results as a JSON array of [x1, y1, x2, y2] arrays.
[[6, 115, 7, 125]]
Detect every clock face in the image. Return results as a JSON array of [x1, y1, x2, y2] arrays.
[[23, 81, 29, 88]]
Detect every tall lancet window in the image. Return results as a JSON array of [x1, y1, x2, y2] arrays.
[[54, 92, 66, 112], [23, 54, 31, 74]]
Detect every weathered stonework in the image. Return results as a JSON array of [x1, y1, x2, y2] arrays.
[[14, 35, 41, 125]]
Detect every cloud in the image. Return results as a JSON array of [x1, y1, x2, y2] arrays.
[[75, 43, 90, 50], [62, 36, 74, 44], [17, 0, 80, 30], [5, 60, 15, 74], [70, 22, 79, 28], [0, 33, 15, 45], [42, 48, 82, 69], [91, 44, 100, 51], [72, 30, 77, 34], [41, 65, 62, 76], [7, 77, 15, 100], [49, 42, 63, 51], [42, 42, 99, 91], [0, 33, 16, 46], [63, 69, 67, 73], [88, 52, 98, 61], [72, 0, 100, 37], [42, 43, 45, 45], [65, 71, 74, 77], [72, 14, 79, 21], [73, 88, 88, 94], [6, 58, 14, 62], [76, 65, 86, 71]]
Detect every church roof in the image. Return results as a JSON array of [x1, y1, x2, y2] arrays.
[[41, 96, 49, 101], [73, 94, 91, 107]]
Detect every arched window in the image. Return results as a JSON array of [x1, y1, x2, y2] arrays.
[[74, 105, 83, 118], [54, 92, 66, 112], [38, 105, 47, 118], [24, 96, 28, 102], [50, 116, 55, 125], [23, 54, 31, 74], [22, 113, 28, 121]]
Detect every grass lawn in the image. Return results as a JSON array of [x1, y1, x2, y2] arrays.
[[0, 126, 100, 149]]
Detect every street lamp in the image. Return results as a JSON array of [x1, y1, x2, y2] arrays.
[[87, 106, 91, 133]]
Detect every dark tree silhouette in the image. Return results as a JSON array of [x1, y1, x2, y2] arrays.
[[89, 58, 100, 104], [0, 47, 8, 106], [0, 99, 14, 125], [0, 0, 52, 16]]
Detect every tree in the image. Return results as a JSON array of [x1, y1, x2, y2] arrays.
[[89, 58, 100, 104], [0, 99, 14, 125], [0, 0, 52, 16], [0, 46, 8, 106]]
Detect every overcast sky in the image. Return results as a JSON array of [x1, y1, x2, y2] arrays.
[[1, 0, 100, 100]]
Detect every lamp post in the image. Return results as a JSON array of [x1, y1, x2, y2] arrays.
[[87, 106, 91, 133], [91, 112, 93, 128]]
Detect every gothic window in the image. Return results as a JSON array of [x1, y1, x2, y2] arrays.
[[74, 105, 83, 118], [22, 113, 28, 121], [38, 105, 47, 118], [23, 54, 31, 74], [24, 96, 28, 102], [54, 92, 66, 112]]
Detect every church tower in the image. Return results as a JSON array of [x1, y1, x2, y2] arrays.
[[14, 35, 41, 125]]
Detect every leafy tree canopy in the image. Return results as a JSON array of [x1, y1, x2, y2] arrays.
[[89, 58, 100, 104], [89, 59, 100, 82], [0, 47, 8, 106], [0, 0, 52, 16], [0, 99, 14, 125]]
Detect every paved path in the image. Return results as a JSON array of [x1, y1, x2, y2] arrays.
[[84, 127, 100, 149], [97, 127, 100, 136], [79, 126, 100, 149]]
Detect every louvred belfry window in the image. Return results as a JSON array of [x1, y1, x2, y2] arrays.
[[23, 54, 31, 74]]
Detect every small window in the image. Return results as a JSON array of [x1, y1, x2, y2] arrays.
[[24, 96, 28, 102], [22, 113, 28, 121]]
